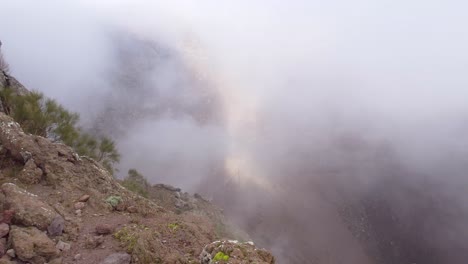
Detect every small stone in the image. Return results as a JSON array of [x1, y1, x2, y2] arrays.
[[99, 253, 131, 264], [48, 215, 65, 237], [96, 224, 113, 235], [78, 195, 90, 203], [126, 206, 137, 213], [74, 202, 86, 210], [74, 254, 82, 261], [84, 235, 104, 249], [6, 249, 14, 258], [0, 224, 9, 238], [56, 240, 71, 251], [75, 209, 82, 216]]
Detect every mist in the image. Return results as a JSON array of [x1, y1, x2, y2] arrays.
[[2, 0, 468, 263]]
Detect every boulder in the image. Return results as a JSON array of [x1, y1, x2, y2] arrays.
[[1, 183, 56, 230], [99, 253, 131, 264], [9, 226, 59, 264], [17, 159, 43, 184]]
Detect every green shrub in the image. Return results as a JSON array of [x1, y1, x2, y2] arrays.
[[114, 226, 138, 252], [0, 88, 120, 174], [122, 169, 150, 198], [105, 195, 123, 208]]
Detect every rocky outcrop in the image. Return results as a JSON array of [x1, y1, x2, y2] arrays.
[[17, 159, 43, 184], [1, 183, 57, 230], [0, 72, 30, 114], [200, 240, 275, 264], [0, 75, 29, 96], [9, 226, 59, 264]]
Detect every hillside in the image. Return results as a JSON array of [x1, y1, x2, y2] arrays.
[[0, 73, 275, 263]]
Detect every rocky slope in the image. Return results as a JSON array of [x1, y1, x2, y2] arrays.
[[0, 73, 275, 263]]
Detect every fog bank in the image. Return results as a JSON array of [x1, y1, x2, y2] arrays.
[[2, 1, 468, 263]]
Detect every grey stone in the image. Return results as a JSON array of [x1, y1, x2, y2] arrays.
[[55, 241, 71, 252], [47, 215, 64, 237], [99, 253, 131, 264], [6, 249, 14, 258]]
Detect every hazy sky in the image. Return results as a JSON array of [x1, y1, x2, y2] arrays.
[[1, 0, 468, 187], [1, 0, 467, 115]]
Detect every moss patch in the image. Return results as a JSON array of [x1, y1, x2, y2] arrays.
[[213, 251, 230, 261], [168, 223, 179, 231]]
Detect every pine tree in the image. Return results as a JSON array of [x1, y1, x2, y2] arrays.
[[0, 88, 121, 175]]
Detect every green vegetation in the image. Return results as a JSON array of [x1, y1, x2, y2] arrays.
[[114, 226, 139, 252], [213, 251, 230, 261], [105, 195, 123, 208], [121, 169, 150, 198], [0, 88, 120, 174], [114, 225, 163, 264], [168, 223, 179, 231]]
